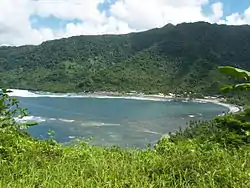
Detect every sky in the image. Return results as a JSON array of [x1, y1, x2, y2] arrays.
[[0, 0, 250, 46]]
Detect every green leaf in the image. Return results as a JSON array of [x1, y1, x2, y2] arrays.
[[218, 66, 250, 80], [234, 83, 250, 90]]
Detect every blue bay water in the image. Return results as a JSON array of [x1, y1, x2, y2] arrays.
[[17, 97, 228, 148]]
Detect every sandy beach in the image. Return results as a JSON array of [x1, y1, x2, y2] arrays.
[[91, 91, 242, 114], [8, 89, 242, 114]]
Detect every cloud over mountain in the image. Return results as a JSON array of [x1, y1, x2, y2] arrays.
[[0, 0, 250, 46]]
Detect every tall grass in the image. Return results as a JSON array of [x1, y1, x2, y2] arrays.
[[0, 128, 250, 188]]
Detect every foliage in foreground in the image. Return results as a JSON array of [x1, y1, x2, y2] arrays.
[[218, 66, 250, 91], [170, 66, 250, 147], [169, 108, 250, 148], [0, 89, 250, 187], [1, 127, 250, 188], [218, 66, 250, 105]]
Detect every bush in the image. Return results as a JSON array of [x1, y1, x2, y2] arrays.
[[168, 108, 250, 148]]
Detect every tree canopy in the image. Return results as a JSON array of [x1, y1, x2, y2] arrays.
[[1, 22, 250, 96]]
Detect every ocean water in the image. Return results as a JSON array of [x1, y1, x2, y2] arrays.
[[14, 94, 229, 148]]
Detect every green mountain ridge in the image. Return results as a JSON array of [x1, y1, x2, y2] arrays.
[[0, 21, 250, 95]]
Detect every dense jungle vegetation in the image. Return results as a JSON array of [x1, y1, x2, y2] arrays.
[[0, 22, 250, 98]]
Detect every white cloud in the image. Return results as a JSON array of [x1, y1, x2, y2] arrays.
[[0, 0, 250, 46], [109, 0, 210, 29], [211, 2, 223, 21], [0, 0, 55, 45], [64, 17, 134, 37], [0, 0, 108, 45], [34, 0, 106, 24], [219, 7, 250, 25]]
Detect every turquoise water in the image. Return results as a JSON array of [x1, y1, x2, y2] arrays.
[[17, 97, 228, 148]]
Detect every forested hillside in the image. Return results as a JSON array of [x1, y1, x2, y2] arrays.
[[1, 21, 250, 95]]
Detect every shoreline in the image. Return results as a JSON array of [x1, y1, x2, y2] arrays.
[[8, 89, 241, 114], [193, 98, 241, 114], [90, 91, 242, 114]]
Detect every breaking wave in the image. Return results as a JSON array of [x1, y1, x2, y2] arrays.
[[14, 116, 46, 123], [14, 116, 75, 124], [14, 115, 121, 127], [8, 89, 170, 102]]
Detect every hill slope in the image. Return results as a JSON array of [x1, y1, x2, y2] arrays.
[[0, 22, 250, 95]]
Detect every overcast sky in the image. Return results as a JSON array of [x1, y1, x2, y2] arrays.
[[1, 0, 250, 46]]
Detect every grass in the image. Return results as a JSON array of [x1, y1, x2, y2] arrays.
[[0, 128, 250, 188]]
